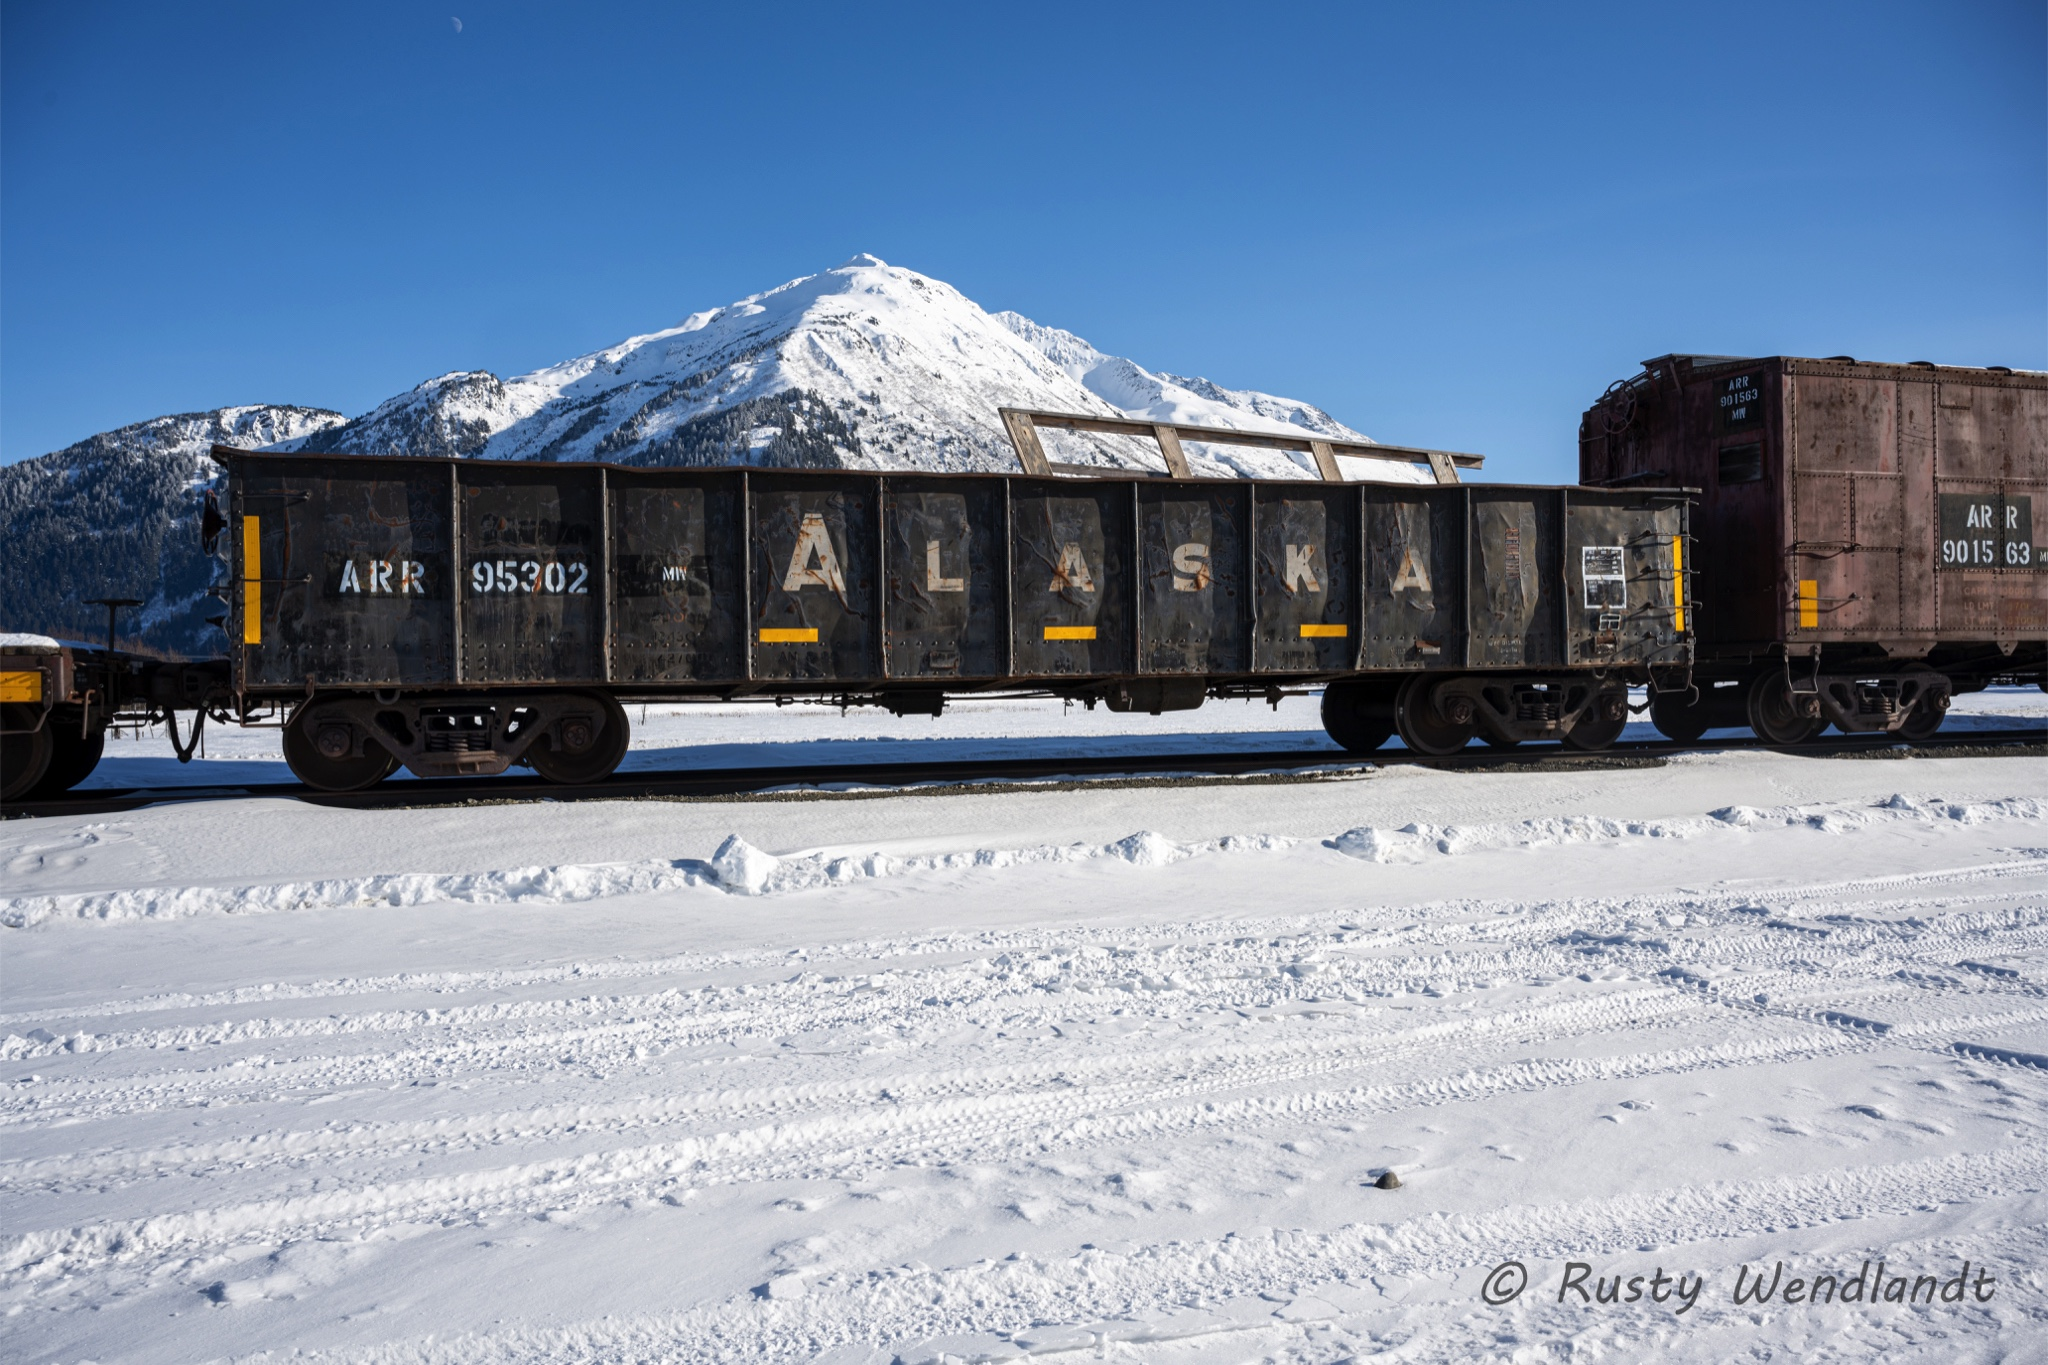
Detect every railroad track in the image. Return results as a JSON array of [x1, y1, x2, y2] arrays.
[[6, 725, 2042, 818]]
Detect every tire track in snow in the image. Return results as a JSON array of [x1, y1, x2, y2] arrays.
[[0, 1024, 1859, 1283], [264, 1144, 2048, 1365], [6, 880, 2042, 1143], [0, 985, 1736, 1194]]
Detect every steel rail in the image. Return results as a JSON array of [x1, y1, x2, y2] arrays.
[[5, 727, 2042, 818]]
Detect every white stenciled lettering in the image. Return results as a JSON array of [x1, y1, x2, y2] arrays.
[[783, 513, 847, 593], [926, 539, 964, 593], [1049, 542, 1095, 593], [340, 561, 363, 593], [1283, 544, 1322, 594], [400, 561, 424, 594], [469, 559, 588, 594], [1172, 543, 1210, 592], [2010, 504, 2021, 530], [372, 560, 394, 593], [662, 564, 687, 583], [1390, 547, 1430, 594]]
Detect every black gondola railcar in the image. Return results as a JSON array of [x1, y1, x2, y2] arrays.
[[1581, 356, 2046, 742], [204, 433, 1691, 790]]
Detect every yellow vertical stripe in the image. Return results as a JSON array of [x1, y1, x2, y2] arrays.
[[1670, 535, 1684, 634], [243, 515, 261, 645], [1797, 579, 1818, 630]]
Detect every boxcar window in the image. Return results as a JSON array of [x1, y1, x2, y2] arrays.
[[1718, 443, 1763, 485]]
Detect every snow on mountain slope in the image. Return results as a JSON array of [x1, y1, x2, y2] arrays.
[[0, 406, 345, 654], [303, 255, 1426, 483]]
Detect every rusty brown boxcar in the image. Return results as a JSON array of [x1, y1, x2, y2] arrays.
[[193, 431, 1690, 790], [1581, 355, 2046, 742]]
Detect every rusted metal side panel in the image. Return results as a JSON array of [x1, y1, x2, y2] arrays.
[[1786, 371, 1905, 643], [1467, 491, 1561, 668], [239, 463, 457, 688], [1252, 486, 1356, 671], [1935, 379, 2048, 639], [1584, 356, 2045, 659], [458, 467, 603, 683], [1361, 488, 1465, 669], [1137, 483, 1247, 674], [748, 477, 879, 681], [1897, 379, 1938, 635], [883, 479, 1006, 679], [1010, 481, 1132, 677], [609, 474, 745, 682], [1563, 494, 1688, 667]]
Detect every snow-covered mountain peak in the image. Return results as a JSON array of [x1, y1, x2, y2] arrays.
[[303, 257, 1413, 481]]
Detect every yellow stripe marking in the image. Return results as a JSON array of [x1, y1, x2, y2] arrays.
[[1299, 623, 1349, 638], [759, 627, 819, 643], [1670, 535, 1685, 633], [0, 670, 43, 703], [1797, 578, 1818, 630], [243, 515, 262, 645], [1043, 625, 1097, 641]]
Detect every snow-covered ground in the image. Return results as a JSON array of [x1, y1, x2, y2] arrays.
[[5, 690, 2046, 1363]]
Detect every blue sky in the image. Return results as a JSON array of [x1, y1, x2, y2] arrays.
[[3, 1, 2041, 481]]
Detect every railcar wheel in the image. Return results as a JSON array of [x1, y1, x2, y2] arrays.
[[283, 708, 399, 792], [1562, 689, 1629, 751], [2, 710, 55, 801], [1746, 673, 1825, 745], [27, 721, 106, 798], [1394, 675, 1476, 756], [528, 694, 630, 784], [1320, 680, 1395, 754], [1897, 701, 1945, 741], [1649, 693, 1710, 744]]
